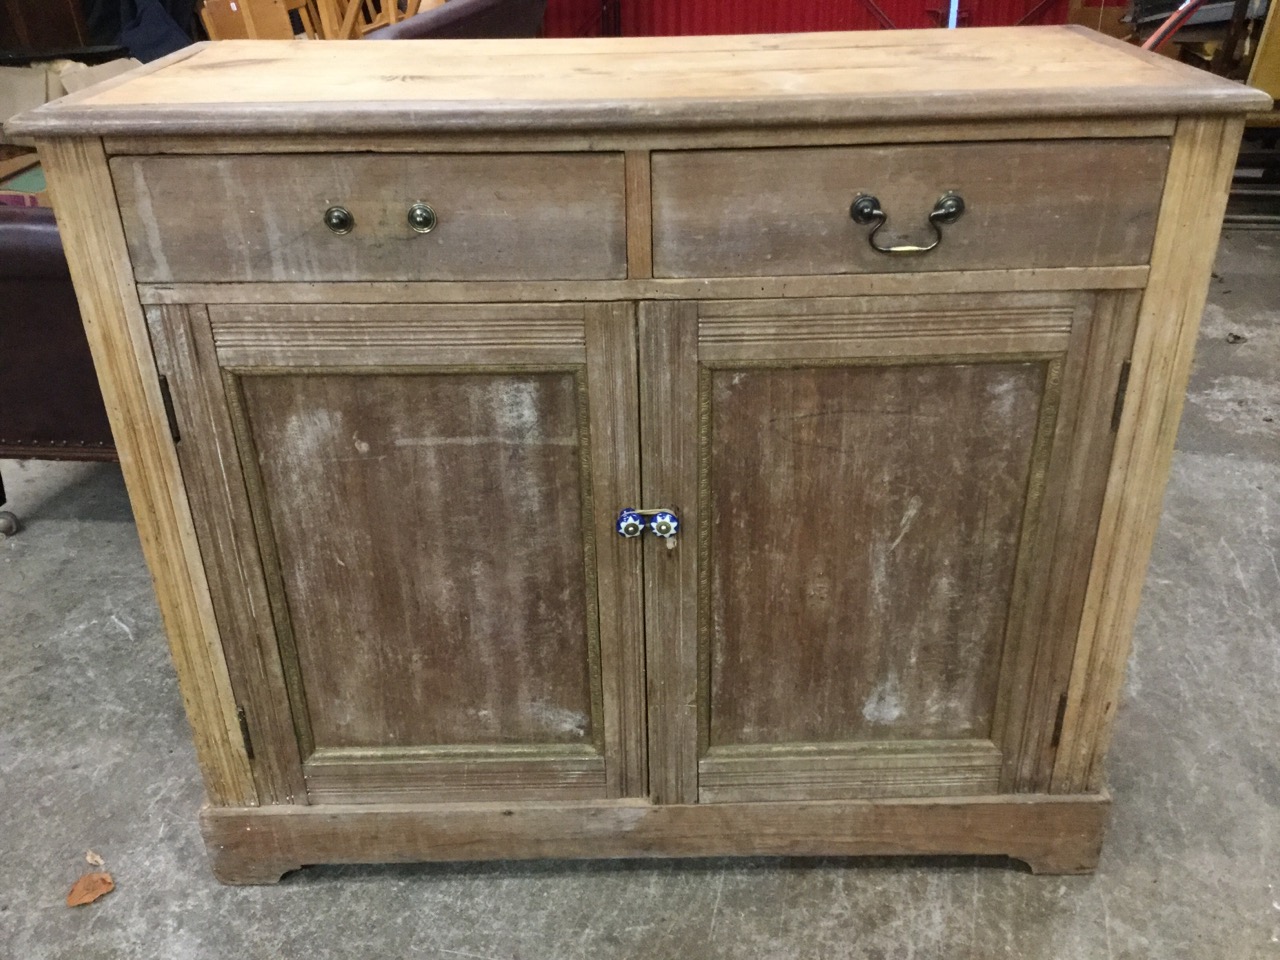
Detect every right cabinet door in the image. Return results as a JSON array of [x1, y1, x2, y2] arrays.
[[639, 291, 1139, 804]]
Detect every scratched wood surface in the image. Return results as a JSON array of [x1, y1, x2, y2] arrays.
[[135, 267, 1154, 308], [147, 304, 309, 805], [202, 792, 1111, 884], [5, 28, 1268, 139], [638, 292, 1088, 804], [651, 139, 1170, 277], [37, 138, 257, 808], [639, 300, 701, 805], [1054, 116, 1248, 793], [706, 360, 1045, 746], [110, 152, 627, 283], [14, 26, 1260, 879], [989, 290, 1142, 793], [698, 740, 1003, 802], [237, 370, 598, 751], [97, 117, 1177, 158], [156, 300, 645, 803]]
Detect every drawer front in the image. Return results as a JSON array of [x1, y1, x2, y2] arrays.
[[112, 153, 627, 283], [651, 139, 1169, 278]]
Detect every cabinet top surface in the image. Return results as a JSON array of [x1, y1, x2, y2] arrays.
[[7, 26, 1269, 138]]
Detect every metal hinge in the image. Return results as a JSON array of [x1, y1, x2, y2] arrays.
[[1110, 360, 1132, 432], [1050, 693, 1069, 748], [158, 374, 181, 444], [236, 705, 255, 761]]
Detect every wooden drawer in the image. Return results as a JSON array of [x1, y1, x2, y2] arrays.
[[111, 153, 628, 283], [651, 139, 1170, 278]]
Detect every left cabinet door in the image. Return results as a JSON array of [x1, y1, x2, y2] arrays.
[[147, 302, 647, 805]]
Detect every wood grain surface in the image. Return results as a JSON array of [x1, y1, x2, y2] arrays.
[[147, 304, 309, 804], [630, 292, 1109, 804], [98, 118, 1178, 158], [6, 28, 1267, 138], [135, 266, 1153, 307], [20, 25, 1249, 881], [207, 303, 587, 367], [698, 740, 1002, 802], [237, 369, 597, 751], [989, 290, 1142, 792], [584, 303, 648, 798], [1053, 116, 1248, 793], [639, 300, 701, 805], [696, 291, 1076, 361], [652, 139, 1169, 277], [40, 138, 257, 807], [111, 152, 627, 283], [152, 299, 648, 805], [302, 746, 606, 804], [202, 792, 1111, 883], [706, 360, 1045, 746]]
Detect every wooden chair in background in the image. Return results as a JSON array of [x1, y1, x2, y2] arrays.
[[200, 0, 298, 38], [314, 0, 446, 39], [199, 0, 527, 41], [363, 0, 545, 38], [286, 0, 322, 37]]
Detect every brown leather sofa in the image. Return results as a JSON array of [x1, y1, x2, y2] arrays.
[[364, 0, 546, 39], [0, 205, 116, 535]]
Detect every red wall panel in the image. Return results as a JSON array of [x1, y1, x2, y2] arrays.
[[544, 0, 1071, 38], [964, 0, 1070, 26], [544, 0, 603, 36], [623, 1, 905, 35]]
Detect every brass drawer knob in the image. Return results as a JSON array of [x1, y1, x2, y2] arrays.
[[324, 205, 354, 235], [407, 202, 437, 234], [850, 192, 965, 255]]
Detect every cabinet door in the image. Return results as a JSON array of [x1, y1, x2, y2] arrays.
[[148, 302, 646, 805], [639, 292, 1138, 803]]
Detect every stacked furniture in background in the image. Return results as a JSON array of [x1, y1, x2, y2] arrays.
[[198, 0, 546, 40], [364, 0, 546, 38]]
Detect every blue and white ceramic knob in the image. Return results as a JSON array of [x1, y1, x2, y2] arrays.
[[649, 512, 679, 539], [616, 509, 644, 538]]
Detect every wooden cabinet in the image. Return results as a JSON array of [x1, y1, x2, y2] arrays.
[[8, 27, 1267, 883]]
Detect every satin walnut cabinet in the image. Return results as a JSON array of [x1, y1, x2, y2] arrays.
[[7, 27, 1267, 882]]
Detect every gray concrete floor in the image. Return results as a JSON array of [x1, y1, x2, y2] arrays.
[[1, 231, 1277, 960]]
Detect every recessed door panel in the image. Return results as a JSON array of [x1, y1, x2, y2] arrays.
[[708, 361, 1044, 747], [238, 370, 595, 751]]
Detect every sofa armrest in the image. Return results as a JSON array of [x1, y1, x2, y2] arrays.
[[0, 207, 72, 281]]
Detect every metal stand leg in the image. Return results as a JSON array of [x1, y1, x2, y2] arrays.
[[0, 465, 20, 538]]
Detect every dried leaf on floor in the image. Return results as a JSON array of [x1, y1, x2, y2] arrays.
[[66, 872, 114, 907], [85, 850, 105, 867]]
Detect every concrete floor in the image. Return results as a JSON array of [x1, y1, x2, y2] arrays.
[[1, 230, 1277, 960]]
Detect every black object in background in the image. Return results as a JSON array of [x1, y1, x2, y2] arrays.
[[83, 0, 198, 59], [0, 0, 91, 52]]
